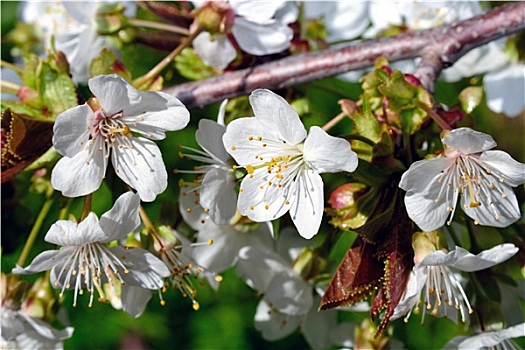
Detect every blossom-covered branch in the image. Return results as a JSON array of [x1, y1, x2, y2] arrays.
[[165, 2, 525, 109]]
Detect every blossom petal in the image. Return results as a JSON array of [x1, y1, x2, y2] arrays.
[[235, 246, 288, 292], [484, 63, 525, 118], [419, 244, 518, 272], [480, 150, 525, 187], [193, 32, 237, 70], [52, 104, 92, 157], [230, 0, 285, 23], [232, 17, 292, 55], [200, 168, 237, 225], [303, 126, 358, 174], [222, 117, 286, 165], [46, 213, 106, 246], [264, 272, 313, 316], [99, 192, 141, 242], [193, 221, 243, 273], [121, 286, 152, 318], [88, 74, 140, 116], [442, 127, 497, 154], [254, 299, 301, 341], [51, 137, 107, 198], [457, 323, 525, 349], [390, 268, 428, 320], [249, 89, 306, 145], [302, 296, 338, 350], [196, 119, 230, 164], [289, 170, 324, 239], [179, 186, 208, 231], [12, 250, 63, 275], [123, 91, 190, 140], [237, 166, 292, 223], [111, 137, 167, 202], [110, 246, 169, 289], [399, 157, 452, 194], [18, 313, 74, 341]]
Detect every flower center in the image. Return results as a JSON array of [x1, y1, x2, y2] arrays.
[[54, 243, 129, 308], [91, 109, 130, 142]]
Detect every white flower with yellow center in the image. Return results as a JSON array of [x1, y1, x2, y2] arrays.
[[399, 127, 525, 232], [223, 89, 358, 239], [12, 192, 170, 311], [51, 74, 190, 202], [391, 232, 518, 324]]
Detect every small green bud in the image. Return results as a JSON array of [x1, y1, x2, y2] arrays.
[[459, 86, 484, 114]]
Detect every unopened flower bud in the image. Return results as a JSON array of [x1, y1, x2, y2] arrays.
[[292, 248, 326, 280], [326, 183, 372, 230], [194, 1, 235, 34], [412, 230, 447, 264], [21, 277, 56, 322]]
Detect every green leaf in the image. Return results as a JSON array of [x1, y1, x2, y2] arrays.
[[90, 48, 132, 81], [175, 48, 218, 81], [37, 62, 78, 117]]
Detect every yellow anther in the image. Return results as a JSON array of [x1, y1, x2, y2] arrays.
[[246, 165, 254, 174], [208, 239, 214, 245], [249, 205, 254, 210], [230, 146, 236, 151], [257, 136, 262, 141], [265, 204, 269, 210]]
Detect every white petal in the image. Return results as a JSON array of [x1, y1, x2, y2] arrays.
[[235, 246, 288, 292], [254, 299, 301, 341], [99, 192, 141, 242], [179, 186, 208, 231], [399, 157, 452, 193], [47, 213, 105, 245], [232, 17, 292, 55], [301, 296, 338, 350], [442, 127, 497, 154], [88, 74, 139, 116], [196, 119, 230, 164], [193, 32, 237, 70], [480, 150, 525, 187], [289, 170, 324, 239], [390, 268, 428, 320], [249, 89, 307, 145], [230, 0, 285, 23], [328, 322, 357, 348], [52, 104, 92, 157], [12, 250, 62, 275], [51, 137, 107, 197], [450, 244, 518, 272], [121, 286, 152, 318], [458, 323, 525, 348], [193, 222, 243, 273], [123, 91, 190, 140], [200, 168, 237, 225], [62, 2, 95, 25], [237, 167, 292, 223], [484, 64, 525, 117], [111, 137, 167, 202], [461, 188, 521, 228], [18, 313, 74, 341], [222, 117, 285, 165], [303, 126, 358, 174], [110, 246, 169, 289], [264, 271, 313, 316]]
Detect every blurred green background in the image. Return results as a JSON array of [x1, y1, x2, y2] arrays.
[[2, 1, 524, 349]]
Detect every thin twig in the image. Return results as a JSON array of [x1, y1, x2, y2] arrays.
[[163, 2, 525, 109]]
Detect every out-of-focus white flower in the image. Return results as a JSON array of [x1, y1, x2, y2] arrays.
[[391, 231, 518, 324], [191, 219, 273, 274], [399, 127, 525, 232], [1, 307, 73, 350], [12, 192, 170, 314], [443, 323, 525, 350], [484, 63, 525, 118], [178, 100, 237, 226], [193, 0, 296, 69], [20, 1, 136, 83], [223, 89, 358, 239], [51, 74, 189, 202]]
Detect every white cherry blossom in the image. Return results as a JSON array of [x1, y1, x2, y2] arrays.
[[443, 323, 525, 350], [223, 89, 358, 239], [178, 100, 237, 226], [20, 1, 136, 83], [392, 239, 518, 324], [1, 307, 73, 350], [484, 63, 525, 118], [399, 127, 525, 232], [12, 192, 170, 312], [51, 74, 190, 202], [193, 0, 296, 69]]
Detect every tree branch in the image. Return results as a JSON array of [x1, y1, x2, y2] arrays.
[[164, 3, 525, 109]]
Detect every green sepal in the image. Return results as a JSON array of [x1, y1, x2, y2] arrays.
[[175, 48, 220, 81], [89, 48, 132, 81]]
